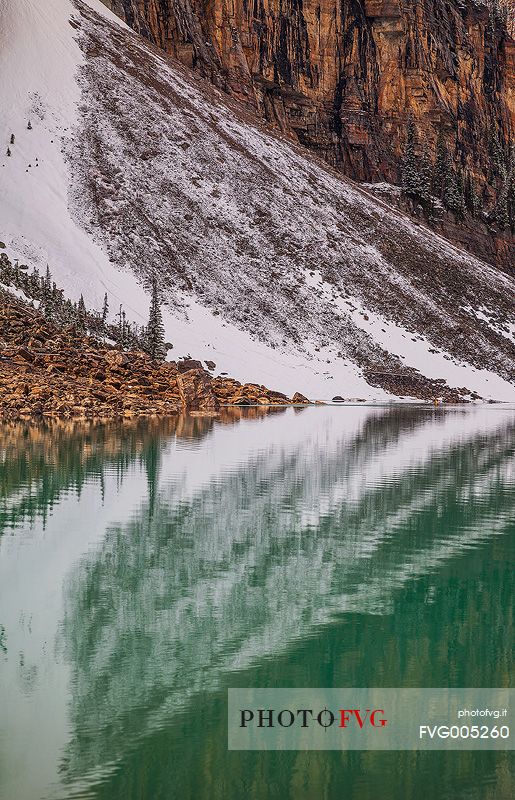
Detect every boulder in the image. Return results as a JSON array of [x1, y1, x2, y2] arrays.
[[104, 351, 129, 367], [292, 392, 310, 404], [177, 358, 203, 372], [176, 368, 220, 411]]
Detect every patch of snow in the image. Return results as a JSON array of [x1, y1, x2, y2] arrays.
[[360, 181, 402, 196], [163, 291, 388, 399], [304, 270, 515, 401], [0, 0, 143, 316], [0, 281, 40, 308], [462, 304, 515, 345]]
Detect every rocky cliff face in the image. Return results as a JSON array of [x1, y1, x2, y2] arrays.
[[101, 1, 513, 197]]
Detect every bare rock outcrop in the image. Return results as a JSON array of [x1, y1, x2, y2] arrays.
[[0, 291, 305, 419], [176, 368, 220, 412]]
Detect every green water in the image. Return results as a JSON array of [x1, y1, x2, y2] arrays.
[[0, 406, 513, 800]]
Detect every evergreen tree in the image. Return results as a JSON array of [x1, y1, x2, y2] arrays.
[[401, 117, 433, 208], [54, 285, 65, 319], [30, 267, 40, 296], [64, 298, 75, 326], [44, 288, 55, 320], [6, 147, 11, 157], [44, 264, 52, 293], [116, 304, 125, 348], [145, 278, 166, 361], [489, 128, 507, 181], [77, 294, 87, 332], [494, 182, 509, 229], [10, 134, 14, 145], [101, 292, 109, 325], [444, 169, 465, 219], [456, 168, 465, 205], [41, 265, 52, 314], [27, 120, 32, 131], [418, 154, 433, 208], [401, 117, 420, 199]]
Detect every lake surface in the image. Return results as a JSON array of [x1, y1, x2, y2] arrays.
[[0, 405, 513, 800]]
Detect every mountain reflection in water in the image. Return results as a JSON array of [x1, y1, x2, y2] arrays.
[[0, 405, 513, 800]]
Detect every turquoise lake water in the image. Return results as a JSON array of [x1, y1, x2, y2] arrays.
[[0, 406, 513, 799]]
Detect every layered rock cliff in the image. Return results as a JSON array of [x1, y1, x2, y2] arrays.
[[100, 0, 514, 264]]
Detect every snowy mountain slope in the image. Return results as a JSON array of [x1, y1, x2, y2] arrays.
[[0, 0, 514, 400]]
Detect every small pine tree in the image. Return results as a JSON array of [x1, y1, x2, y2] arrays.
[[6, 147, 11, 157], [54, 285, 65, 319], [456, 168, 465, 204], [10, 134, 14, 145], [489, 128, 507, 181], [444, 170, 465, 219], [494, 182, 509, 230], [27, 120, 32, 131], [44, 288, 55, 320], [30, 267, 40, 295], [101, 292, 109, 325], [64, 298, 75, 326], [77, 294, 87, 332], [401, 117, 420, 199], [116, 304, 125, 348], [41, 265, 52, 312], [145, 278, 166, 361]]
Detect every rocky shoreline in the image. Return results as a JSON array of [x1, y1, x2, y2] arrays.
[[0, 291, 310, 420]]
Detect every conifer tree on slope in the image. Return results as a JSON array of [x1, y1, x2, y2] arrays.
[[444, 169, 465, 219], [494, 181, 510, 230], [77, 294, 87, 332], [417, 154, 432, 208], [489, 127, 507, 181], [146, 278, 167, 361], [401, 117, 432, 208], [115, 304, 124, 348], [402, 117, 421, 200], [41, 265, 53, 318], [101, 292, 109, 326]]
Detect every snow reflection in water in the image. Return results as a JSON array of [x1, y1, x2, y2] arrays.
[[0, 405, 513, 799]]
